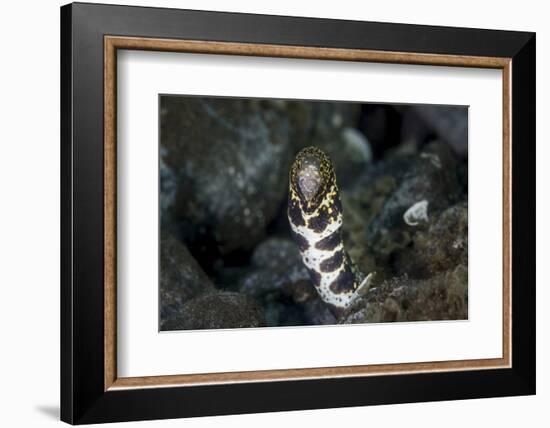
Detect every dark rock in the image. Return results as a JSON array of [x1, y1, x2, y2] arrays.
[[251, 237, 302, 270], [160, 156, 177, 228], [302, 299, 338, 325], [162, 291, 265, 331], [160, 97, 298, 254], [369, 142, 460, 231], [262, 299, 309, 328], [340, 174, 397, 279], [239, 238, 320, 326], [394, 202, 468, 277], [160, 234, 215, 328], [360, 104, 468, 159], [340, 264, 468, 324], [241, 238, 313, 300], [413, 105, 468, 157], [399, 106, 434, 152], [336, 140, 464, 282]]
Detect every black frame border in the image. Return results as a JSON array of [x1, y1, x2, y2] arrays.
[[61, 2, 535, 424]]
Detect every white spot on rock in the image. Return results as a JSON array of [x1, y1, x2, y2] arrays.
[[420, 152, 442, 169], [342, 127, 372, 163], [403, 200, 429, 226], [332, 113, 343, 127], [452, 237, 465, 250]]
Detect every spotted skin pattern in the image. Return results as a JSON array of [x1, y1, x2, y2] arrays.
[[288, 147, 373, 310]]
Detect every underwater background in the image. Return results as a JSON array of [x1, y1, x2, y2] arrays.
[[159, 95, 468, 330]]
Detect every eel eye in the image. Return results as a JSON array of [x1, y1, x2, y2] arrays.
[[298, 155, 321, 201]]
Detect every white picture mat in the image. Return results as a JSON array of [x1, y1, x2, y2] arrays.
[[117, 50, 503, 378]]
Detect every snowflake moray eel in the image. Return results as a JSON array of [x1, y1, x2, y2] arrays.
[[288, 146, 374, 312]]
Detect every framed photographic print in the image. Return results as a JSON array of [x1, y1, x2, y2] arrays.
[[60, 2, 536, 424]]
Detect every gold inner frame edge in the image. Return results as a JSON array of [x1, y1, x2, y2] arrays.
[[103, 35, 512, 391]]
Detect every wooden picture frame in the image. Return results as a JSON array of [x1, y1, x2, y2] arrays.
[[61, 2, 535, 424]]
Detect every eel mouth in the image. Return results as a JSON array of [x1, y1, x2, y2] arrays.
[[297, 154, 321, 201]]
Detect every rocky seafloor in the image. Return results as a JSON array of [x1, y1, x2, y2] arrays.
[[159, 96, 468, 330]]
